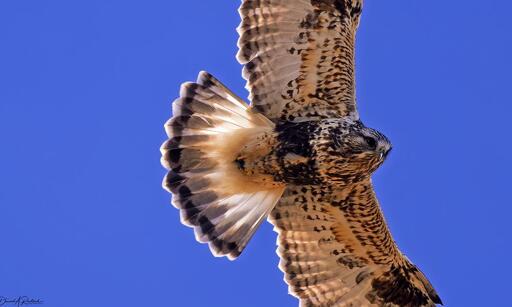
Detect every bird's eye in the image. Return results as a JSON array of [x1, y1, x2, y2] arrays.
[[363, 136, 377, 150]]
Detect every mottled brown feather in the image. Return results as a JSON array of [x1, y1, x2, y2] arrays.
[[238, 0, 364, 121], [269, 181, 442, 306]]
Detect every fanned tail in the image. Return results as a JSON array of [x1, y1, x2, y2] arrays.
[[161, 71, 284, 259]]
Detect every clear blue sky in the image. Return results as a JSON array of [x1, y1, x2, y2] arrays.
[[1, 1, 510, 306]]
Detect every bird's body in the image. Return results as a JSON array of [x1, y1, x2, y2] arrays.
[[237, 119, 391, 187], [161, 0, 442, 306]]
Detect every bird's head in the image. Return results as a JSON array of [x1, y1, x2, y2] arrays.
[[315, 119, 392, 184]]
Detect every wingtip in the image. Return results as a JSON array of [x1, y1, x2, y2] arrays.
[[433, 295, 443, 306]]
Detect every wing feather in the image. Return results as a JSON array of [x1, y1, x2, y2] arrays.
[[238, 0, 364, 121], [269, 181, 442, 306]]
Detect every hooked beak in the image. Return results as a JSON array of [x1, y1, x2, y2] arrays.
[[380, 147, 392, 160]]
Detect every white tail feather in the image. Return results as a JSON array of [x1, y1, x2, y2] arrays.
[[161, 71, 284, 259]]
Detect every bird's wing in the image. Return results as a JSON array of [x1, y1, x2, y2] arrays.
[[269, 180, 442, 306], [237, 0, 363, 122]]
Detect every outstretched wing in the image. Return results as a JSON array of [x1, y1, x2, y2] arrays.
[[269, 181, 442, 306], [238, 0, 363, 122]]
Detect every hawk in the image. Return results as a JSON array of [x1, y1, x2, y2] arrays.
[[161, 0, 442, 306]]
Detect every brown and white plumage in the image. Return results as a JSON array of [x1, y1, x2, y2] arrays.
[[161, 72, 285, 259], [271, 183, 441, 306], [161, 0, 442, 306], [238, 0, 362, 121]]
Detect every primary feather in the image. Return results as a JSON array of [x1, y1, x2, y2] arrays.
[[270, 183, 442, 306], [238, 0, 363, 121]]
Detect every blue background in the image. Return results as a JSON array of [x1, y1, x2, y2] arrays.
[[1, 1, 510, 306]]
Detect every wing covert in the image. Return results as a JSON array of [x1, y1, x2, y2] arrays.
[[238, 0, 364, 122], [269, 181, 442, 306]]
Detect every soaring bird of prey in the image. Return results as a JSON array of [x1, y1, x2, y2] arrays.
[[161, 0, 442, 306]]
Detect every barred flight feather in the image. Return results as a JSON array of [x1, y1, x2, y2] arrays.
[[238, 0, 363, 121], [270, 183, 442, 306], [161, 71, 284, 259]]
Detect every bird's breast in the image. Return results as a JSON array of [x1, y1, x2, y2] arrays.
[[271, 121, 324, 185]]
